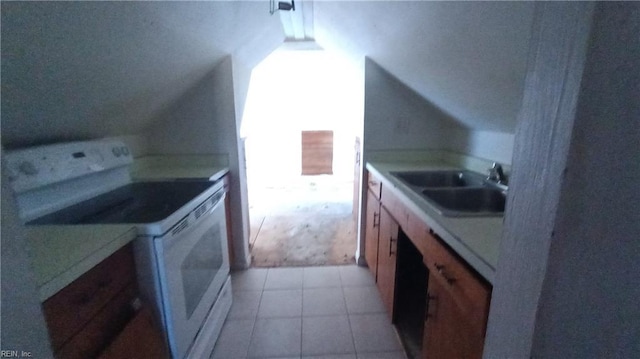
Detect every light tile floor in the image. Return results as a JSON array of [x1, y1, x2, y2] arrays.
[[211, 265, 407, 359]]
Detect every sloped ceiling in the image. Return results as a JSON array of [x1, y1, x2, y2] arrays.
[[1, 1, 283, 148], [2, 1, 535, 148], [314, 1, 535, 133]]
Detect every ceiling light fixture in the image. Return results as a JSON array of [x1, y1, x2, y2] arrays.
[[270, 0, 295, 15]]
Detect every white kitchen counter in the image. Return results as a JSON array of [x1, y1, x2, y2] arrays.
[[366, 158, 503, 284], [25, 224, 137, 301]]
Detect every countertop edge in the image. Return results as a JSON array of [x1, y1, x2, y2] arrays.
[[31, 226, 138, 301]]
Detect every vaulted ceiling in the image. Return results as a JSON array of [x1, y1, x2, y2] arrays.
[[1, 1, 535, 149], [314, 1, 535, 132], [1, 1, 284, 148]]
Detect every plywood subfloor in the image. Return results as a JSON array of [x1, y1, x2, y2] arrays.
[[249, 177, 356, 267]]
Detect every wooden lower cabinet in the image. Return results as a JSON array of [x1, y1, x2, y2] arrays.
[[43, 244, 168, 359], [364, 189, 381, 279], [43, 244, 140, 359], [376, 206, 399, 318], [97, 307, 168, 359], [421, 233, 492, 359], [362, 170, 491, 358], [423, 271, 488, 359]]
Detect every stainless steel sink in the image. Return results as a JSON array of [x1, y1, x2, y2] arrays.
[[421, 188, 505, 216], [391, 170, 484, 188], [390, 170, 506, 217]]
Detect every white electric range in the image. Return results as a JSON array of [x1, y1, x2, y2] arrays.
[[5, 139, 231, 359]]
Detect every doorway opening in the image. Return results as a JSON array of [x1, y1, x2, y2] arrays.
[[241, 47, 364, 268]]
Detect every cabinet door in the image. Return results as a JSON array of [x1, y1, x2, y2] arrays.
[[423, 272, 486, 359], [364, 189, 381, 280], [367, 171, 382, 199], [376, 206, 399, 319], [43, 244, 138, 359]]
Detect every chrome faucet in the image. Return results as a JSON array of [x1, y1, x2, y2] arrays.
[[487, 162, 508, 185]]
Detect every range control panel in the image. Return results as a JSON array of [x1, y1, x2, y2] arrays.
[[5, 139, 133, 193]]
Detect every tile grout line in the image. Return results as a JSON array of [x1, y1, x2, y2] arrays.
[[341, 281, 359, 357], [336, 266, 360, 357], [245, 269, 267, 359], [237, 266, 393, 359]]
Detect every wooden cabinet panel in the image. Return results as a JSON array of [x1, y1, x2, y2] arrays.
[[377, 206, 399, 319], [422, 235, 491, 359], [382, 183, 430, 258], [97, 307, 169, 359], [404, 209, 429, 257], [423, 272, 487, 359], [301, 130, 334, 175], [55, 284, 138, 359], [423, 232, 491, 320], [364, 189, 381, 280], [367, 171, 382, 200], [43, 244, 136, 352], [381, 184, 407, 227]]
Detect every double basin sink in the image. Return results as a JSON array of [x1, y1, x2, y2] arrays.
[[390, 170, 506, 217]]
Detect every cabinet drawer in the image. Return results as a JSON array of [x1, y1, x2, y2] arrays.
[[423, 233, 491, 319], [43, 244, 137, 352], [367, 171, 382, 200]]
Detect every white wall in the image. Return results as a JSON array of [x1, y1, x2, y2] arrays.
[[485, 2, 640, 357], [362, 57, 516, 166], [530, 3, 640, 356], [231, 59, 255, 267], [0, 1, 283, 149], [363, 58, 459, 152], [145, 59, 235, 155], [102, 135, 149, 158], [1, 154, 54, 357], [484, 4, 593, 355], [448, 130, 515, 165], [358, 57, 456, 263], [315, 1, 534, 133], [484, 3, 593, 355], [144, 57, 251, 267]]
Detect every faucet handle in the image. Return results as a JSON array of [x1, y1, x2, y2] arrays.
[[488, 163, 507, 184]]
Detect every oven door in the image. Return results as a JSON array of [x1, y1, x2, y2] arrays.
[[154, 191, 229, 359]]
